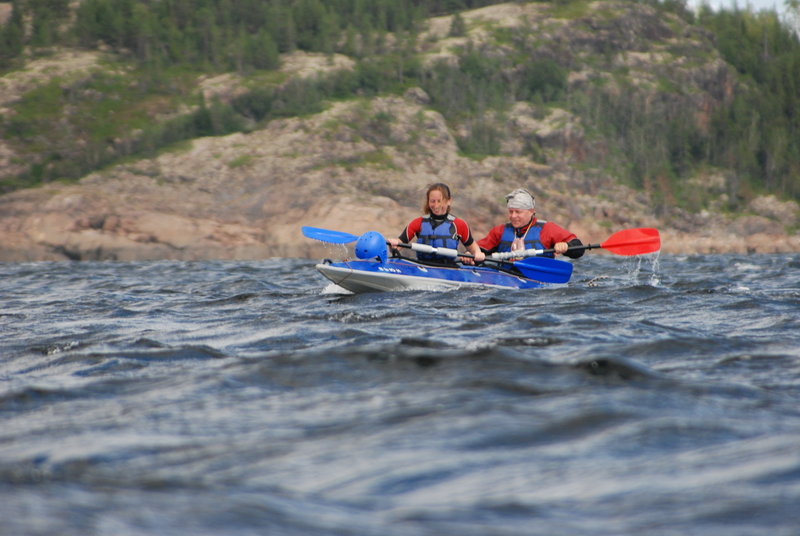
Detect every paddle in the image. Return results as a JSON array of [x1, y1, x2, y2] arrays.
[[513, 256, 573, 283], [394, 242, 573, 284], [491, 227, 661, 260], [301, 226, 358, 244]]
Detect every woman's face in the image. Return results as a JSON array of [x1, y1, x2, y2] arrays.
[[428, 189, 451, 216]]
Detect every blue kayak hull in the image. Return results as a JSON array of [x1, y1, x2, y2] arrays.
[[315, 258, 546, 292]]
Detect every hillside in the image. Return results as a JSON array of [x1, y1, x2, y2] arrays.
[[1, 1, 798, 261]]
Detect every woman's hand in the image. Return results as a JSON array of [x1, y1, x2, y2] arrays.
[[460, 245, 485, 265]]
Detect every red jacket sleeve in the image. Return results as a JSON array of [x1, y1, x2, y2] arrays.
[[539, 221, 577, 248], [399, 217, 423, 242], [477, 224, 505, 252], [453, 217, 475, 247]]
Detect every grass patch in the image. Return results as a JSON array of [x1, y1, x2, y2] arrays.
[[324, 149, 397, 171], [549, 0, 592, 20], [228, 154, 255, 168]]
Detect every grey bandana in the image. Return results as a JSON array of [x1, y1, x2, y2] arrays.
[[505, 188, 535, 210]]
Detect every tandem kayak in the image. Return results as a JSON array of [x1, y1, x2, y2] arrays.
[[315, 257, 547, 293], [302, 225, 661, 293]]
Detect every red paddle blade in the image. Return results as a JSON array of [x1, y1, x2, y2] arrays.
[[600, 228, 661, 256]]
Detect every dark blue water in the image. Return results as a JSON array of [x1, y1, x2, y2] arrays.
[[2, 254, 799, 535]]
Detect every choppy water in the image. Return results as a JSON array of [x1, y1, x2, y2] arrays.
[[1, 253, 799, 536]]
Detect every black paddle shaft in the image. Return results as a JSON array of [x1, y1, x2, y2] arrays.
[[540, 243, 602, 256]]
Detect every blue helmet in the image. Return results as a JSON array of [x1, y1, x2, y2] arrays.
[[355, 231, 388, 263]]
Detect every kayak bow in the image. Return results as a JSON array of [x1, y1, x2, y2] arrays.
[[316, 257, 549, 293]]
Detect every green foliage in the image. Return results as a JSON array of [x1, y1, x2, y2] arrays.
[[516, 58, 567, 102], [0, 67, 223, 188], [421, 0, 510, 17], [457, 118, 502, 158], [549, 0, 591, 20], [228, 154, 255, 168], [697, 7, 800, 201], [553, 0, 800, 208], [449, 13, 467, 37], [192, 97, 247, 137], [571, 81, 705, 205], [422, 46, 510, 121], [0, 4, 24, 69], [21, 0, 492, 72], [326, 148, 397, 171]]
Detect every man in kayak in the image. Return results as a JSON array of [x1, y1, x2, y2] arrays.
[[478, 188, 584, 259], [388, 183, 485, 264]]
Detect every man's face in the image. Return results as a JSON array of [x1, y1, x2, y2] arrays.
[[507, 208, 535, 228]]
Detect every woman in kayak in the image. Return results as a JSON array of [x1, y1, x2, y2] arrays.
[[387, 183, 485, 264], [478, 188, 584, 259]]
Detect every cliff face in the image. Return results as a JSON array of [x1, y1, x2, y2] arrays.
[[1, 2, 798, 262]]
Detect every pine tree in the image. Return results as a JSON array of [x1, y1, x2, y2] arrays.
[[246, 30, 280, 71], [0, 3, 24, 68], [449, 13, 466, 37]]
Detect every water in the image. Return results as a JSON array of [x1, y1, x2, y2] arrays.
[[1, 254, 799, 535]]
